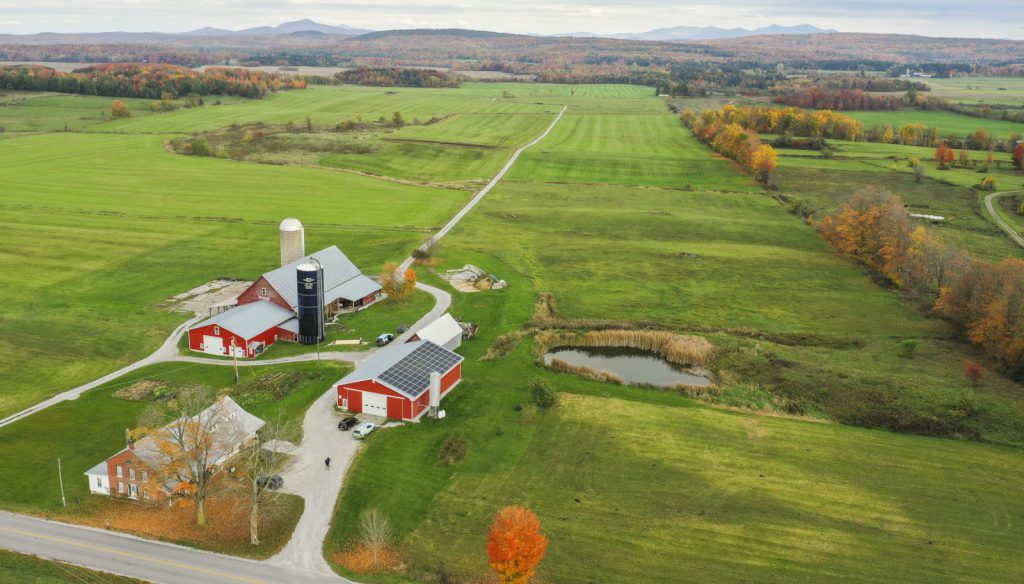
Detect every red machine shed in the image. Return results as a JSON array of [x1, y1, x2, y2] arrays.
[[336, 341, 463, 421]]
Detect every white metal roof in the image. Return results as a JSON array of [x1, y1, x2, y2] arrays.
[[336, 340, 463, 399], [84, 461, 108, 476], [192, 300, 295, 340], [261, 245, 378, 308], [412, 313, 462, 347], [325, 274, 381, 303]]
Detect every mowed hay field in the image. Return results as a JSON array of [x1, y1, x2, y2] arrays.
[[329, 85, 1024, 583], [924, 76, 1024, 105], [845, 108, 1024, 139], [0, 84, 567, 417]]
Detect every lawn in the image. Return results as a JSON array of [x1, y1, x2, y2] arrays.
[[0, 361, 341, 558]]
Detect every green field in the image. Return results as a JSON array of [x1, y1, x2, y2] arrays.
[[326, 87, 1024, 583], [2, 81, 1024, 583], [768, 136, 1024, 260], [925, 77, 1024, 105], [845, 108, 1024, 139]]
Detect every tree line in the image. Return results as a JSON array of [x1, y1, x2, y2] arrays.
[[774, 88, 902, 110], [336, 67, 463, 88], [682, 108, 778, 185], [820, 187, 1024, 379], [0, 64, 306, 99]]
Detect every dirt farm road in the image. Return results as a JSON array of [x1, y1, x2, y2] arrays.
[[984, 190, 1024, 249]]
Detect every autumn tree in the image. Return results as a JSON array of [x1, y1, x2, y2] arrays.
[[134, 389, 246, 527], [111, 100, 131, 119], [751, 144, 778, 184], [380, 262, 417, 300], [934, 143, 953, 167], [358, 508, 393, 569], [234, 415, 297, 546], [1013, 142, 1024, 170], [487, 506, 549, 584], [964, 360, 984, 386], [959, 148, 970, 167]]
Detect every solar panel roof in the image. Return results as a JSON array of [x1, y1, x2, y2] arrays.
[[337, 340, 463, 399]]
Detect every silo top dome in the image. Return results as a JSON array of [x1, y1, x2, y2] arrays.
[[280, 217, 303, 231]]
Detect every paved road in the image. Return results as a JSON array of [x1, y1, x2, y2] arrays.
[[983, 190, 1024, 249], [0, 511, 349, 584], [399, 105, 567, 272]]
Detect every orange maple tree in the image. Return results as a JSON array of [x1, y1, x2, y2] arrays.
[[486, 506, 548, 584]]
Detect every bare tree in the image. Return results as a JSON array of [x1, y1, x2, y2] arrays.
[[359, 508, 393, 568], [135, 389, 248, 526], [234, 415, 297, 546]]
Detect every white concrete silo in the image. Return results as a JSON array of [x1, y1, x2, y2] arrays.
[[279, 218, 305, 267]]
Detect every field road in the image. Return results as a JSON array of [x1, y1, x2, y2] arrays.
[[400, 105, 567, 272], [983, 190, 1024, 249], [0, 511, 350, 584]]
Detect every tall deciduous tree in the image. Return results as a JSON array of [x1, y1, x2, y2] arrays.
[[487, 506, 548, 584], [111, 100, 131, 119], [235, 415, 296, 546]]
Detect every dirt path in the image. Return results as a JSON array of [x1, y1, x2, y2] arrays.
[[983, 190, 1024, 249], [399, 105, 567, 272]]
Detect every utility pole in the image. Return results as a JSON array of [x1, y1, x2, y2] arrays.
[[57, 458, 66, 508], [231, 337, 239, 384]]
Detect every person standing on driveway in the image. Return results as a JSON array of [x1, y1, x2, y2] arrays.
[[325, 457, 331, 470]]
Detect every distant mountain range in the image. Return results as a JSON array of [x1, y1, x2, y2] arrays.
[[0, 20, 836, 45], [552, 24, 836, 41], [183, 19, 374, 37]]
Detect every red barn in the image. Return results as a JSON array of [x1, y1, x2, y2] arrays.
[[187, 301, 297, 358], [336, 340, 463, 421]]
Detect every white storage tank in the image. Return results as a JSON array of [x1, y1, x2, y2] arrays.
[[280, 218, 305, 267]]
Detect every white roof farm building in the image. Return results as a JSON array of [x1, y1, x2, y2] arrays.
[[408, 313, 463, 351], [188, 300, 298, 358], [187, 242, 381, 358], [336, 340, 463, 421]]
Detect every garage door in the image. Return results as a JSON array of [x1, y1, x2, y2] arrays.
[[203, 335, 224, 356], [362, 392, 390, 417]]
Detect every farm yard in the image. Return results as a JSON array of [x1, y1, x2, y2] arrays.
[[1, 74, 1024, 584]]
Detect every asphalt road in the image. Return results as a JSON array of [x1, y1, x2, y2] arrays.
[[983, 190, 1024, 249], [0, 511, 349, 584]]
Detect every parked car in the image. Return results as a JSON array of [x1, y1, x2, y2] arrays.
[[352, 422, 376, 439], [337, 417, 359, 431], [256, 475, 284, 490], [375, 333, 394, 346], [397, 324, 410, 333]]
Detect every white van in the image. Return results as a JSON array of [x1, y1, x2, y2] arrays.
[[352, 422, 376, 439]]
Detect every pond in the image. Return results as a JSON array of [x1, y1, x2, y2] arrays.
[[544, 346, 712, 387]]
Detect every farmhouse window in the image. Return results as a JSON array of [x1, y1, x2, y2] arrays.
[[260, 287, 267, 296], [143, 489, 150, 500], [129, 468, 136, 481], [96, 477, 102, 488], [142, 471, 148, 482], [214, 326, 221, 335], [116, 465, 123, 478], [118, 481, 125, 494]]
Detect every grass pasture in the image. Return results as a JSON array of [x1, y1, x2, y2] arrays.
[[507, 113, 758, 190], [925, 76, 1024, 105], [845, 108, 1024, 139]]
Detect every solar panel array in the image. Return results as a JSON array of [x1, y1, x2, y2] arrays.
[[378, 342, 462, 398]]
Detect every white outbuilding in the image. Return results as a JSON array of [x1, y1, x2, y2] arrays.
[[408, 313, 463, 351]]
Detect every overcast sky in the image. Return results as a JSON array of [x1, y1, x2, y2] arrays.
[[0, 0, 1022, 39]]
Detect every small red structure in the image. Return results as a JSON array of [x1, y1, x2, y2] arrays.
[[187, 301, 297, 358], [336, 340, 463, 421]]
